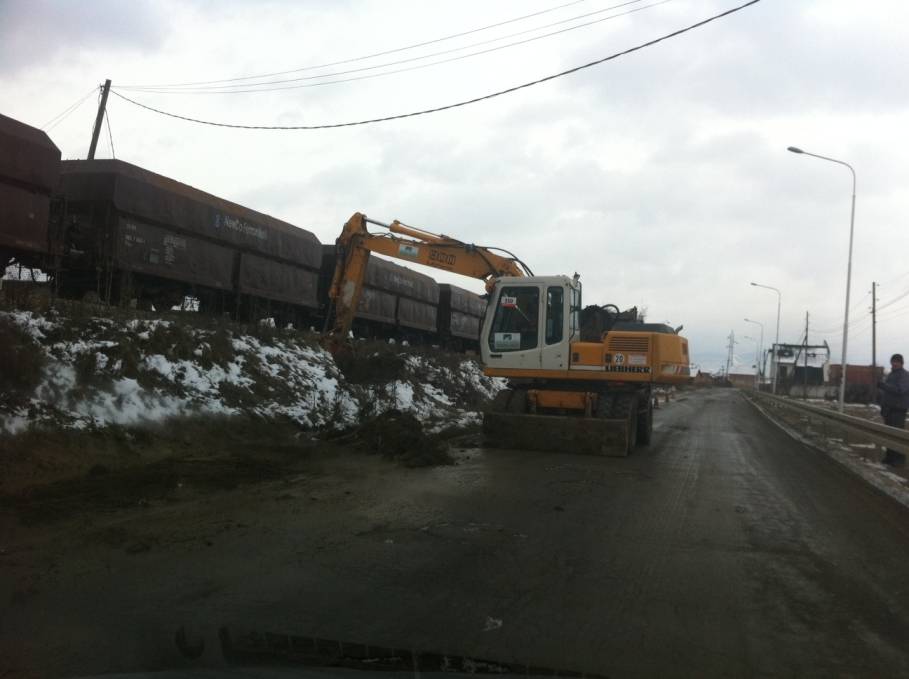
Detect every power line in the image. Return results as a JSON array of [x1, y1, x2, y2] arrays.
[[121, 0, 595, 88], [877, 284, 909, 312], [811, 288, 874, 334], [813, 311, 875, 337], [877, 299, 909, 320], [42, 86, 100, 130], [110, 0, 761, 131], [105, 106, 116, 159], [120, 0, 668, 95], [819, 284, 909, 333]]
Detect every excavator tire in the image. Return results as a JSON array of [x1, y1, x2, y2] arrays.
[[482, 388, 633, 457], [606, 391, 638, 456]]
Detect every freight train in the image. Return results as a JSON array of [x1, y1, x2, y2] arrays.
[[0, 112, 486, 349]]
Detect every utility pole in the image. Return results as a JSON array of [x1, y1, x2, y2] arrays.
[[871, 281, 877, 369], [726, 330, 735, 379], [871, 281, 878, 401], [87, 79, 111, 160], [803, 311, 809, 400]]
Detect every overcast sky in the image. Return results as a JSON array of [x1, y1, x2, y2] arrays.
[[3, 0, 908, 372]]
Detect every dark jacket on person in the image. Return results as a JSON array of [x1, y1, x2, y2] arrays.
[[879, 367, 909, 410]]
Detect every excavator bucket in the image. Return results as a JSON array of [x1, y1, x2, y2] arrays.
[[483, 412, 633, 456]]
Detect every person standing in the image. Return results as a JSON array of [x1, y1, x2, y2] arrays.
[[878, 353, 909, 466]]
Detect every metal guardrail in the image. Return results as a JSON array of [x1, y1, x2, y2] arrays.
[[748, 390, 909, 456]]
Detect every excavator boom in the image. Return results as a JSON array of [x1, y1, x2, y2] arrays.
[[327, 212, 527, 338]]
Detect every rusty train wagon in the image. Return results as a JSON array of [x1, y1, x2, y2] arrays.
[[0, 113, 62, 270], [321, 246, 441, 341], [320, 246, 487, 348], [58, 160, 323, 324], [438, 283, 487, 351]]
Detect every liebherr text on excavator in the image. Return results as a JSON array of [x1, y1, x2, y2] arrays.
[[327, 212, 690, 456]]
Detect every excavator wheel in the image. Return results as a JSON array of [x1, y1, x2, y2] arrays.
[[606, 392, 638, 455]]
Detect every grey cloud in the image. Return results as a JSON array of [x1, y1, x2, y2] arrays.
[[0, 0, 167, 74], [564, 1, 909, 118]]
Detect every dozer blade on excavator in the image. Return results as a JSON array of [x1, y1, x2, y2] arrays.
[[483, 412, 634, 457], [482, 388, 642, 457]]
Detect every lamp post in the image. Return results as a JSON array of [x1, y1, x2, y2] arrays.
[[750, 282, 781, 394], [787, 146, 856, 413], [744, 318, 764, 387]]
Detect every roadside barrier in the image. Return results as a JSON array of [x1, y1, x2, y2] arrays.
[[748, 391, 909, 456]]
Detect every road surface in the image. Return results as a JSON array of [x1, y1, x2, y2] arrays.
[[3, 389, 909, 677]]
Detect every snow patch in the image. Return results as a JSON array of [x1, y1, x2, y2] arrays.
[[1, 310, 499, 436]]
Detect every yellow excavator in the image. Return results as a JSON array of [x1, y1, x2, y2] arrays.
[[327, 212, 690, 456]]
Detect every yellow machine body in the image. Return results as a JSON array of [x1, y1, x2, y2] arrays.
[[326, 215, 690, 457]]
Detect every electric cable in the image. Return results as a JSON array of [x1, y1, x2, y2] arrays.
[[110, 0, 761, 130], [42, 86, 99, 130], [119, 0, 669, 94], [120, 0, 597, 88], [105, 107, 116, 159], [876, 285, 909, 312]]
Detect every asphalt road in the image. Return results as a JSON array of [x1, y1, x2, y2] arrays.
[[4, 389, 909, 678]]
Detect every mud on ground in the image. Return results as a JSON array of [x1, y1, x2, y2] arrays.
[[1, 408, 476, 528]]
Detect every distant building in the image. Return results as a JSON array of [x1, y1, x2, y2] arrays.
[[828, 364, 884, 387], [828, 364, 885, 403], [768, 342, 830, 395]]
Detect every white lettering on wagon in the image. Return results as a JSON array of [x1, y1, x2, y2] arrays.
[[215, 214, 267, 242]]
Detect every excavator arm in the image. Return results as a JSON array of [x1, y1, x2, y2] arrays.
[[327, 212, 529, 338]]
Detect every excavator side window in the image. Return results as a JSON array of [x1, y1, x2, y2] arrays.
[[488, 286, 540, 352], [546, 287, 563, 345]]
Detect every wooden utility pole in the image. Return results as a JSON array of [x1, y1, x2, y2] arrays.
[[87, 79, 111, 160]]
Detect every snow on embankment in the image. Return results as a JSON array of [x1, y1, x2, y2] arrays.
[[0, 309, 504, 435]]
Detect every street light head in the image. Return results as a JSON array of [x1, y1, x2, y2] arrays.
[[749, 282, 757, 287], [787, 146, 804, 154]]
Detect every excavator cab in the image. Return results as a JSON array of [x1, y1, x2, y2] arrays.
[[481, 275, 581, 372]]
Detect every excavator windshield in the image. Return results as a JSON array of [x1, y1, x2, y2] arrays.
[[488, 285, 540, 352]]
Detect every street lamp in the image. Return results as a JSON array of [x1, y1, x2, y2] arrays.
[[750, 282, 781, 394], [744, 318, 764, 387], [787, 145, 856, 413]]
